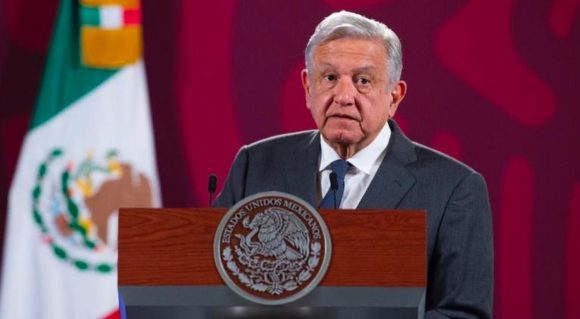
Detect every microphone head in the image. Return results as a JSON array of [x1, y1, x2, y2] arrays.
[[329, 172, 338, 190], [208, 174, 217, 193]]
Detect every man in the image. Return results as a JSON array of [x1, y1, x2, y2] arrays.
[[216, 10, 493, 319]]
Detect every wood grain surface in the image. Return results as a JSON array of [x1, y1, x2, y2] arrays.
[[118, 208, 426, 287]]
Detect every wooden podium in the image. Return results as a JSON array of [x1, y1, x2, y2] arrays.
[[118, 208, 426, 319]]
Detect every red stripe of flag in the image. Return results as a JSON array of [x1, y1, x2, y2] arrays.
[[123, 8, 141, 25], [102, 308, 119, 319]]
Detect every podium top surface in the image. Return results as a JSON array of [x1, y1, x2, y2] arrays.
[[118, 208, 426, 288]]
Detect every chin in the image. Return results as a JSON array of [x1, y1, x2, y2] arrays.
[[324, 130, 362, 145]]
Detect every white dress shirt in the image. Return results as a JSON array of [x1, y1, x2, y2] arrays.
[[318, 122, 391, 208]]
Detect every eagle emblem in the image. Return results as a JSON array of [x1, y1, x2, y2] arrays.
[[237, 208, 309, 261], [32, 148, 153, 273], [214, 192, 331, 305]]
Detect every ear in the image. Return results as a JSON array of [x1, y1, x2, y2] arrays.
[[387, 80, 407, 118], [301, 69, 312, 109]]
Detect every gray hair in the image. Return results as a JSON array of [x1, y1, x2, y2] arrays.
[[305, 11, 403, 82]]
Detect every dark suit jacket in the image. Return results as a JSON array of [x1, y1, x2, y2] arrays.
[[215, 120, 493, 319]]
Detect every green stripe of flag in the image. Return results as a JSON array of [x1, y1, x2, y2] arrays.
[[31, 0, 117, 129], [80, 6, 100, 27]]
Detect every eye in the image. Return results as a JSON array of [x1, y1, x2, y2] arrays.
[[323, 74, 337, 82], [355, 77, 371, 85]]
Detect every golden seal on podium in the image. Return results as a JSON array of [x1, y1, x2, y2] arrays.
[[214, 191, 332, 305]]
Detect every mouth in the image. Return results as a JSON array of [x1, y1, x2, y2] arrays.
[[327, 114, 360, 122]]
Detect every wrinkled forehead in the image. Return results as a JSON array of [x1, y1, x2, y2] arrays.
[[310, 38, 389, 71]]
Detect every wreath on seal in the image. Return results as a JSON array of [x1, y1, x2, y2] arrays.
[[32, 148, 119, 273], [222, 242, 321, 295]]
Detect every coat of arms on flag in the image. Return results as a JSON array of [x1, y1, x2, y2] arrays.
[[33, 148, 153, 273]]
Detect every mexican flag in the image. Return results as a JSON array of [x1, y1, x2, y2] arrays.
[[0, 0, 160, 318]]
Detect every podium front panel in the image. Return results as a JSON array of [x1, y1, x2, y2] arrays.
[[118, 208, 426, 319]]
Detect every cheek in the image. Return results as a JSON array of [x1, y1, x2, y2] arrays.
[[311, 107, 326, 125], [305, 98, 322, 121], [360, 100, 389, 123], [309, 94, 328, 112]]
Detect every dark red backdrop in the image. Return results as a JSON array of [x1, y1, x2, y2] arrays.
[[1, 0, 579, 318]]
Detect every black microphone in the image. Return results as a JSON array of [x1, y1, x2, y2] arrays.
[[329, 172, 338, 209], [208, 174, 217, 207]]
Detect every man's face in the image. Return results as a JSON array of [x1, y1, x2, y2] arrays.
[[302, 38, 406, 156]]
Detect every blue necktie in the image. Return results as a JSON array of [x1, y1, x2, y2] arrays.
[[319, 159, 349, 209]]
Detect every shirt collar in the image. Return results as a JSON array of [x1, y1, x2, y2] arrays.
[[319, 121, 392, 174]]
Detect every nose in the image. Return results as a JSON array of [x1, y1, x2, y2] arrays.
[[333, 78, 356, 106]]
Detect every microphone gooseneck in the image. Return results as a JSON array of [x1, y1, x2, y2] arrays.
[[208, 174, 217, 208]]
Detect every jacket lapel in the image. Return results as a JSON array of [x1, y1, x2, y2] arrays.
[[358, 120, 417, 209], [285, 131, 320, 207]]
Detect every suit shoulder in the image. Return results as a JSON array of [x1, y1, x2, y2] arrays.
[[388, 120, 481, 180], [411, 141, 481, 179], [246, 130, 318, 152]]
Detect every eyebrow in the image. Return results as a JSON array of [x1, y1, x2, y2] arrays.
[[317, 63, 336, 70], [316, 63, 377, 73], [352, 66, 377, 73]]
